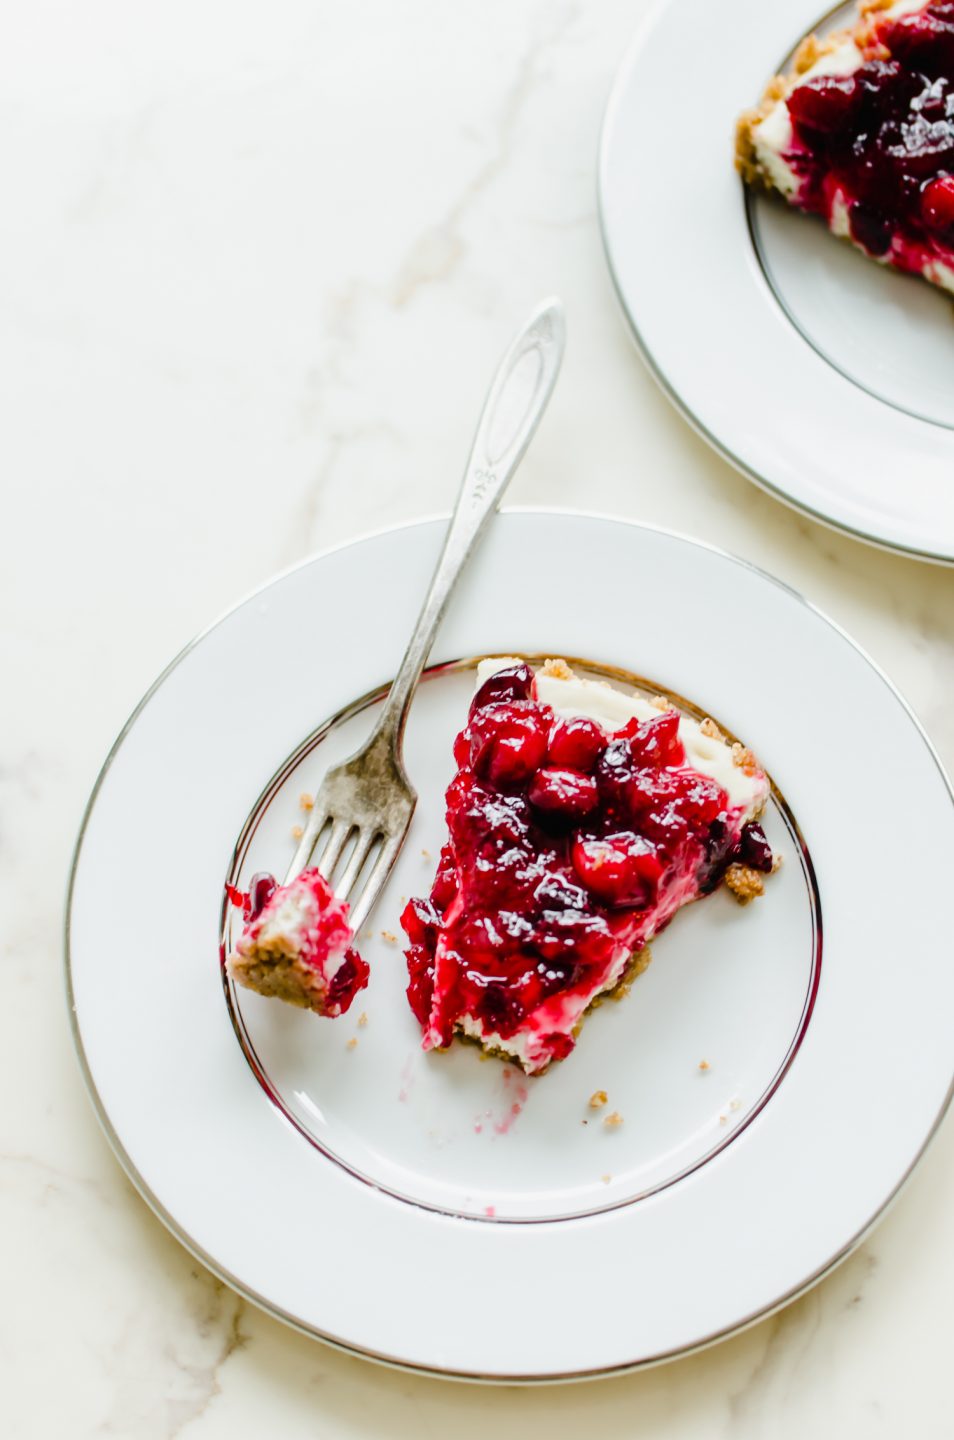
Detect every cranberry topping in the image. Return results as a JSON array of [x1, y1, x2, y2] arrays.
[[401, 672, 772, 1060], [883, 3, 954, 76], [571, 832, 664, 909], [546, 715, 606, 772], [326, 947, 371, 1014], [738, 821, 775, 874], [787, 73, 862, 135], [248, 871, 278, 920], [529, 766, 599, 821], [468, 702, 550, 787], [784, 11, 954, 264], [470, 661, 535, 714], [922, 171, 954, 226], [226, 872, 277, 921]]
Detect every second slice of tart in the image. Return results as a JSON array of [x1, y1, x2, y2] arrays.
[[736, 1, 954, 294], [400, 659, 778, 1076]]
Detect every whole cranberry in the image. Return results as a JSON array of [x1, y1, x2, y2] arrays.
[[619, 710, 685, 767], [885, 10, 954, 71], [401, 896, 441, 945], [546, 715, 606, 772], [571, 832, 663, 909], [247, 871, 277, 920], [470, 662, 534, 715], [739, 822, 775, 873], [469, 703, 549, 787], [595, 737, 636, 810], [528, 766, 599, 821], [676, 774, 728, 832], [788, 74, 860, 137], [922, 174, 954, 230]]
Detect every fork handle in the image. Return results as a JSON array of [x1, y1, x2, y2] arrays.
[[368, 296, 566, 763]]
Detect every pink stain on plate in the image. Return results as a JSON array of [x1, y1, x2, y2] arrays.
[[485, 1205, 496, 1218], [492, 1075, 529, 1135], [398, 1055, 416, 1103]]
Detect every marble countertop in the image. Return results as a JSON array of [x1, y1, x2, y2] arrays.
[[5, 0, 954, 1434]]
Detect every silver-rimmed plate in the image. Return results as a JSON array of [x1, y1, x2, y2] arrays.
[[599, 0, 954, 563], [66, 512, 954, 1379]]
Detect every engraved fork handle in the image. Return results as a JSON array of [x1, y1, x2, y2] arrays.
[[367, 297, 566, 767]]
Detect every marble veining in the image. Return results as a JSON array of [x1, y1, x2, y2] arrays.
[[3, 0, 954, 1434]]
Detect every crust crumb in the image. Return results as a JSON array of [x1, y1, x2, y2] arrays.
[[358, 1012, 369, 1028], [699, 717, 724, 742], [541, 657, 574, 680], [601, 1174, 612, 1185], [381, 930, 397, 944], [698, 1059, 711, 1073], [603, 1111, 624, 1130], [719, 1114, 728, 1126], [611, 945, 653, 1004], [290, 824, 304, 840], [421, 849, 431, 861], [346, 1037, 358, 1051], [725, 863, 766, 904], [731, 743, 760, 776], [299, 792, 314, 811], [589, 1090, 608, 1109], [730, 1098, 742, 1112], [649, 694, 670, 711]]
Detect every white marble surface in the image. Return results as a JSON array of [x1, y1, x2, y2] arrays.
[[4, 0, 954, 1433]]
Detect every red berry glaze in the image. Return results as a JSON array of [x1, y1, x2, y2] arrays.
[[529, 766, 599, 820], [546, 715, 606, 772]]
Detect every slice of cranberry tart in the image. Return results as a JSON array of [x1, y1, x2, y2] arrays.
[[737, 1, 954, 294], [400, 659, 778, 1076], [227, 868, 369, 1017]]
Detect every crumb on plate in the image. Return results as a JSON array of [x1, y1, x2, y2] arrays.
[[725, 863, 765, 904], [589, 1090, 608, 1109]]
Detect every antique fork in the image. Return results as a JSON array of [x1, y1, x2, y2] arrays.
[[284, 297, 566, 932]]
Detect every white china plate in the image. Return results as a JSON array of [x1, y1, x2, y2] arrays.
[[67, 512, 954, 1380], [599, 0, 954, 564]]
